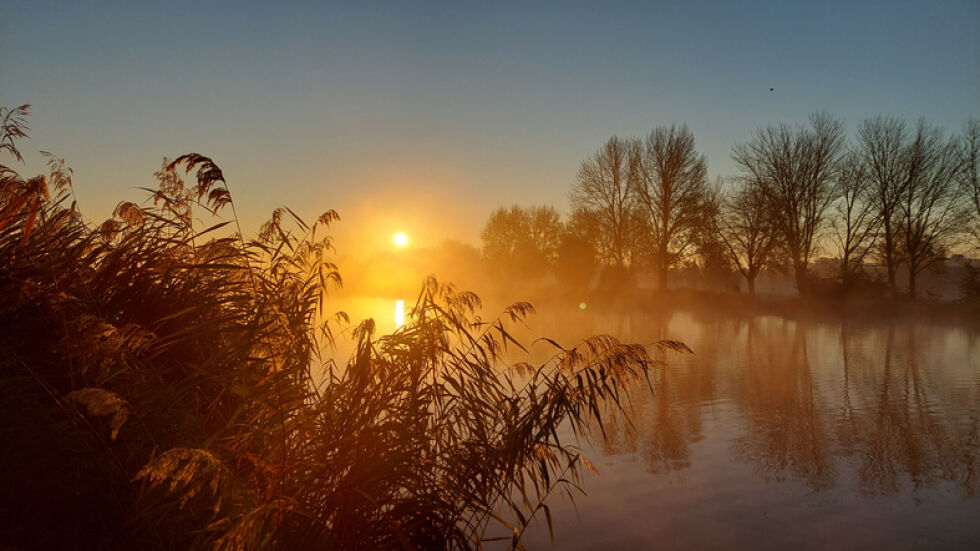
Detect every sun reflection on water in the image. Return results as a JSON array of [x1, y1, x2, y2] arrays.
[[394, 299, 405, 327]]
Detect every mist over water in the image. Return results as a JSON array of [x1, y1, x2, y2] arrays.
[[513, 307, 980, 550], [337, 295, 980, 549], [3, 1, 979, 547]]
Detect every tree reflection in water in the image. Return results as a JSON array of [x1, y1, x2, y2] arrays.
[[731, 320, 835, 491], [845, 326, 980, 497], [588, 310, 715, 475], [560, 309, 978, 495]]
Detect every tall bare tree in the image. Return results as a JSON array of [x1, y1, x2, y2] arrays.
[[856, 115, 910, 296], [960, 118, 980, 245], [831, 151, 879, 287], [570, 136, 638, 270], [898, 120, 966, 298], [732, 112, 845, 295], [631, 124, 711, 290], [717, 180, 777, 295]]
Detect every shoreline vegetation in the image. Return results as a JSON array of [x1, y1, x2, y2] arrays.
[[475, 115, 980, 304], [3, 103, 977, 550], [575, 288, 980, 328], [0, 106, 681, 550], [337, 112, 980, 327]]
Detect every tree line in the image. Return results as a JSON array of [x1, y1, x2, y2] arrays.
[[482, 114, 980, 298]]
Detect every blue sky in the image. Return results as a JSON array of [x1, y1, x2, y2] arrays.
[[1, 0, 977, 250]]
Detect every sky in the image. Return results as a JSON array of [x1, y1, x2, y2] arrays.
[[1, 0, 978, 253]]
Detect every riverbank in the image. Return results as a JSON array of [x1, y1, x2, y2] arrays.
[[479, 285, 980, 329]]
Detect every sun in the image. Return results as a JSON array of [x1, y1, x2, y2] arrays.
[[393, 232, 409, 247]]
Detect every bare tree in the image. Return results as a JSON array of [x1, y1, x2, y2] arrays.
[[856, 115, 910, 296], [555, 208, 598, 288], [717, 180, 777, 294], [480, 205, 563, 279], [732, 112, 845, 295], [631, 124, 711, 290], [524, 205, 564, 266], [898, 120, 966, 299], [570, 136, 639, 270], [959, 118, 980, 245], [831, 151, 879, 287]]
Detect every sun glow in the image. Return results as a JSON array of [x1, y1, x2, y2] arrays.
[[394, 300, 405, 327], [393, 232, 409, 247]]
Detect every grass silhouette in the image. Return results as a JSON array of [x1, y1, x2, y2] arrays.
[[0, 106, 684, 550]]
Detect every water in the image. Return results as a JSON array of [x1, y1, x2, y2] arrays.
[[332, 296, 980, 549], [517, 307, 980, 550]]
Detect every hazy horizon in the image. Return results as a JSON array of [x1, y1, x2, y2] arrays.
[[3, 0, 978, 255], [3, 4, 980, 549]]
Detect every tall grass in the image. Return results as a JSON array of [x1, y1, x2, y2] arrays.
[[0, 106, 687, 550]]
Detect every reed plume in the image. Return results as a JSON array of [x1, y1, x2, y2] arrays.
[[0, 107, 685, 550]]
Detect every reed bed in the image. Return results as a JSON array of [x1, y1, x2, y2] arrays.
[[0, 105, 687, 550]]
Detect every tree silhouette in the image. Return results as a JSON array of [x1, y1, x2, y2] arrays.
[[554, 209, 598, 289], [831, 151, 879, 288], [631, 125, 712, 290], [570, 137, 640, 272], [856, 116, 914, 296], [959, 118, 980, 245], [896, 120, 966, 299], [717, 179, 777, 294], [733, 113, 845, 295], [480, 204, 563, 280]]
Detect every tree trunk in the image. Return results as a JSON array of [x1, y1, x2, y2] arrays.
[[657, 242, 669, 291], [886, 262, 898, 298], [747, 275, 756, 295], [794, 262, 808, 296], [908, 266, 918, 299], [882, 224, 898, 298], [840, 264, 850, 290]]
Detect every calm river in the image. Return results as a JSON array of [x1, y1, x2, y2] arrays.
[[523, 306, 980, 550], [337, 296, 980, 549]]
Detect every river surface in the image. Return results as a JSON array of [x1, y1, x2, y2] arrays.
[[335, 296, 980, 550]]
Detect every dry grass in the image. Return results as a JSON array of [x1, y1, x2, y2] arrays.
[[0, 107, 684, 550]]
